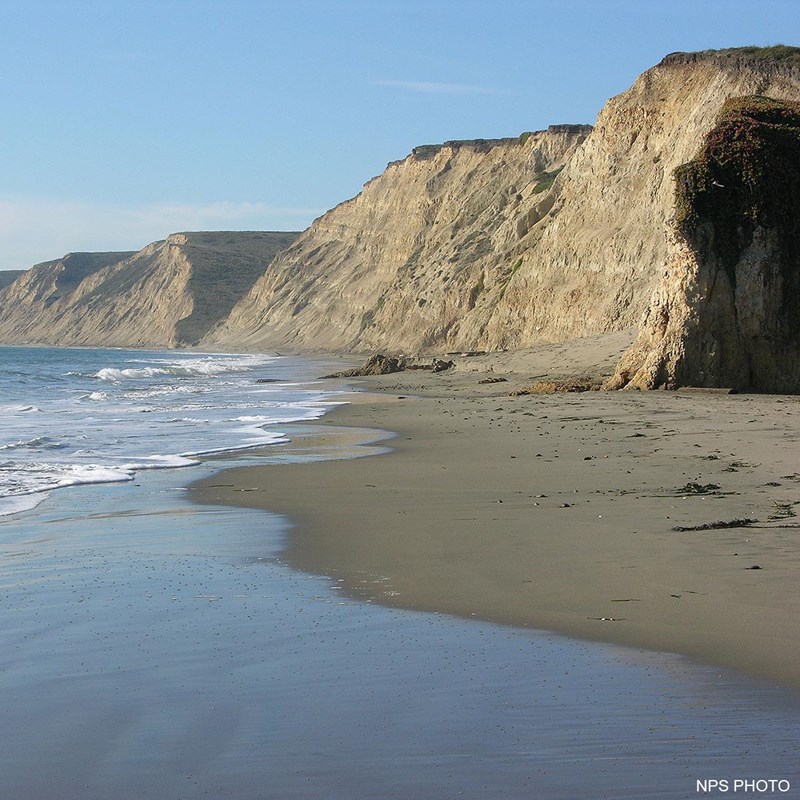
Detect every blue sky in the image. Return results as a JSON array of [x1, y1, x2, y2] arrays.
[[1, 0, 799, 270]]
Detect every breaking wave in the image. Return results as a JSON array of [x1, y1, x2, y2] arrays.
[[0, 347, 335, 516]]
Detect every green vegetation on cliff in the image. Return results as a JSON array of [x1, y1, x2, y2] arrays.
[[532, 166, 564, 194], [0, 271, 25, 291], [673, 95, 800, 330], [50, 252, 136, 303], [708, 45, 800, 63], [663, 45, 800, 66], [175, 231, 299, 345]]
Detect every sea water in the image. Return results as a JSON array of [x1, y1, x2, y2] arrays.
[[1, 346, 799, 799], [0, 345, 335, 516]]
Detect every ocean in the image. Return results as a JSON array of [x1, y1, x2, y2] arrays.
[[0, 346, 336, 516], [1, 346, 799, 799]]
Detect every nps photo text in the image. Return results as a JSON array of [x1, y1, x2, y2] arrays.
[[697, 780, 792, 794]]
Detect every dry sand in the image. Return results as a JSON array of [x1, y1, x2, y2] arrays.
[[192, 334, 800, 691]]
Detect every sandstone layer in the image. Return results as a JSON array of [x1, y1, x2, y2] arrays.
[[0, 231, 298, 347]]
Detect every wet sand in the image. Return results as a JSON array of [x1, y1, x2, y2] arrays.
[[3, 441, 800, 799], [193, 339, 800, 691]]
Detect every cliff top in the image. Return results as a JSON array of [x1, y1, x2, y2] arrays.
[[47, 251, 137, 300], [36, 251, 136, 269], [409, 125, 593, 161], [661, 45, 800, 68]]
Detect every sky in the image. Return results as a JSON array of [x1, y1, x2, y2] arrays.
[[1, 0, 799, 270]]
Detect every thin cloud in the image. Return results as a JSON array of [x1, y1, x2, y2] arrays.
[[374, 80, 510, 95]]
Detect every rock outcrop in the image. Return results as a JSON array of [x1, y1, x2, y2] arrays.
[[0, 231, 298, 347], [322, 354, 407, 378]]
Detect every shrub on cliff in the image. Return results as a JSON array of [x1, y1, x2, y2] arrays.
[[673, 95, 800, 332]]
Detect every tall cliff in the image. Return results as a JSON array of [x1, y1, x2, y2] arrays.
[[206, 128, 591, 352], [0, 231, 298, 347], [206, 47, 800, 393], [609, 92, 800, 391]]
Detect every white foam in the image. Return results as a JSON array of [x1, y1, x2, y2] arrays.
[[95, 366, 174, 382], [0, 493, 48, 516], [0, 454, 203, 515], [53, 464, 137, 488], [123, 455, 200, 470], [0, 462, 139, 515], [94, 354, 275, 382]]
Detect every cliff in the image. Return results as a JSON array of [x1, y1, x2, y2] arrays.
[[205, 47, 800, 392], [206, 126, 592, 352], [609, 94, 800, 391], [0, 231, 298, 347]]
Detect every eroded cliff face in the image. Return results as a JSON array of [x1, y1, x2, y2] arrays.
[[0, 251, 135, 313], [207, 48, 800, 376], [610, 95, 800, 391], [0, 232, 298, 348], [207, 129, 591, 352]]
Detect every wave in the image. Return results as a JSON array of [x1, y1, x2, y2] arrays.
[[0, 348, 334, 518], [0, 461, 136, 495], [0, 437, 64, 451], [186, 433, 289, 458], [127, 455, 199, 469], [0, 493, 48, 516], [93, 354, 273, 383], [0, 404, 41, 413], [0, 455, 201, 516], [96, 366, 193, 381]]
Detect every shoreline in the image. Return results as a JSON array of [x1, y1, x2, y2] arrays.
[[191, 355, 800, 692]]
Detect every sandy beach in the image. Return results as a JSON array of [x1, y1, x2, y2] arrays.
[[193, 335, 800, 691], [2, 343, 800, 798]]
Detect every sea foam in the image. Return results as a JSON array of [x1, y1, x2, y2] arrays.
[[0, 347, 335, 516]]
